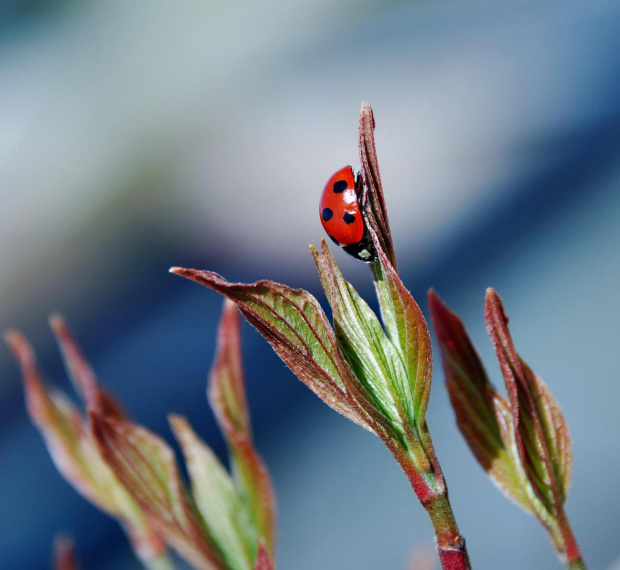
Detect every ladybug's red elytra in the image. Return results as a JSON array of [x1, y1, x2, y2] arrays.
[[319, 166, 376, 263]]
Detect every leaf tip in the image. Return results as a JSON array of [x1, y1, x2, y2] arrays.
[[167, 412, 185, 431], [485, 287, 499, 303], [222, 297, 238, 317], [485, 288, 505, 311], [48, 312, 65, 333], [360, 101, 374, 126], [254, 540, 274, 570], [48, 314, 78, 364], [5, 329, 37, 377], [484, 288, 509, 329], [427, 289, 454, 333], [427, 288, 442, 311], [320, 237, 331, 255]]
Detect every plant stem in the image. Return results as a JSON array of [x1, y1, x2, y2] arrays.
[[425, 492, 471, 570], [389, 440, 471, 570], [555, 505, 587, 569]]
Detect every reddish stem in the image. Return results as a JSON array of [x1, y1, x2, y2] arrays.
[[425, 492, 471, 570], [437, 548, 471, 570], [555, 504, 586, 569], [387, 440, 472, 570]]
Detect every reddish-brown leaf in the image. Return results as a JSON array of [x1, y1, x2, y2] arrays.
[[485, 289, 573, 511], [5, 330, 110, 509], [358, 101, 396, 269], [91, 412, 224, 570], [208, 299, 276, 557], [5, 329, 168, 564], [208, 300, 251, 437], [170, 267, 373, 432], [429, 291, 535, 512], [49, 314, 125, 419]]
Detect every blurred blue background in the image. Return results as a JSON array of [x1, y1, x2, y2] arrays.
[[1, 1, 619, 568]]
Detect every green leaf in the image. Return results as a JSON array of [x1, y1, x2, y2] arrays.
[[170, 267, 373, 432], [170, 415, 252, 570], [533, 377, 573, 502], [485, 289, 573, 509], [428, 291, 535, 512], [311, 240, 412, 446], [372, 245, 433, 430], [208, 300, 276, 559], [90, 413, 224, 570]]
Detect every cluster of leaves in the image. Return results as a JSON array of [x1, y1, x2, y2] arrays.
[[172, 103, 469, 569], [430, 290, 584, 569], [7, 103, 587, 570], [171, 104, 585, 570], [6, 302, 275, 570]]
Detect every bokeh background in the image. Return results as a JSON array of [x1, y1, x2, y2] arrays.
[[1, 1, 619, 568]]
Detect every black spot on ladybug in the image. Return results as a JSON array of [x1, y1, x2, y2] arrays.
[[333, 180, 348, 193], [343, 213, 356, 225], [329, 235, 340, 246], [322, 208, 333, 221]]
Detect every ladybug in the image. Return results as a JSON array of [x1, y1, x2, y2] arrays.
[[319, 165, 376, 262]]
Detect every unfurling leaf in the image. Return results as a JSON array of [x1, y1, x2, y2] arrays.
[[5, 329, 168, 566], [357, 102, 433, 433], [91, 413, 224, 570], [428, 291, 534, 512], [170, 267, 373, 432], [209, 300, 251, 437], [170, 415, 253, 570], [357, 103, 432, 431], [431, 289, 584, 567], [356, 104, 437, 477], [372, 244, 433, 432], [358, 101, 396, 269], [208, 300, 276, 558], [485, 289, 573, 509], [311, 240, 412, 446], [6, 330, 106, 507]]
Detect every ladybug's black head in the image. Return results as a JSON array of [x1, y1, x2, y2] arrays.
[[342, 236, 376, 263]]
